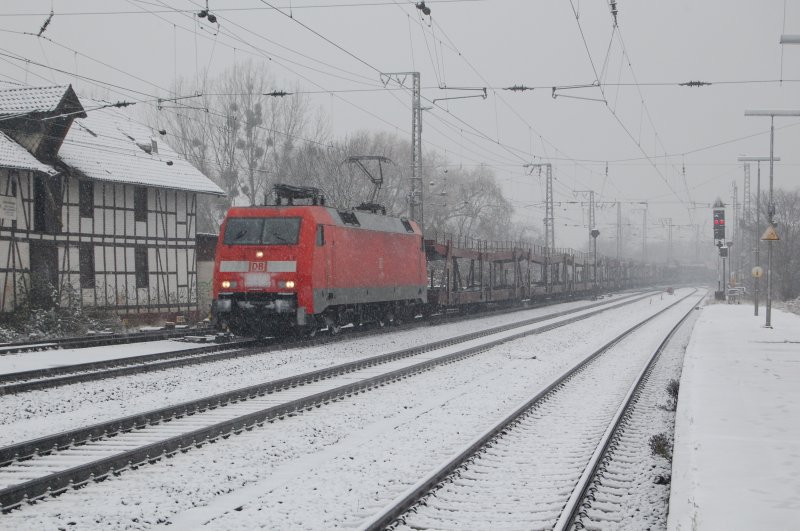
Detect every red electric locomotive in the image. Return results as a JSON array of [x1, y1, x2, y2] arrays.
[[212, 185, 427, 336]]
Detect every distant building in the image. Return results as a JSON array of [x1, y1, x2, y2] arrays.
[[0, 84, 224, 320]]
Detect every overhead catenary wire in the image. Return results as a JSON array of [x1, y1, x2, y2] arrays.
[[251, 0, 547, 174], [3, 45, 790, 190], [135, 0, 527, 174], [566, 1, 693, 220], [420, 11, 626, 200], [0, 3, 416, 148], [0, 0, 490, 18], [1, 0, 794, 230], [0, 61, 531, 196], [0, 57, 521, 186]]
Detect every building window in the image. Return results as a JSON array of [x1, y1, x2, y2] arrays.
[[134, 187, 148, 222], [33, 175, 62, 233], [79, 244, 95, 288], [135, 246, 149, 288], [79, 181, 93, 218]]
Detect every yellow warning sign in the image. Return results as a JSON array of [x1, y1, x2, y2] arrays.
[[761, 224, 780, 241]]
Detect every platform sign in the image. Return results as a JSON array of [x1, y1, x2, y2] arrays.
[[761, 225, 780, 241], [752, 266, 764, 278]]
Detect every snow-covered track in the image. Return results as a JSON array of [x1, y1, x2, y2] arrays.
[[359, 289, 702, 531], [0, 291, 651, 396], [0, 290, 659, 511], [0, 338, 260, 395], [0, 328, 208, 355], [552, 294, 700, 531]]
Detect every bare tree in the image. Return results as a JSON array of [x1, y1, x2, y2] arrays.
[[736, 187, 800, 300], [771, 189, 800, 300], [146, 61, 326, 229], [426, 164, 516, 244], [148, 64, 531, 250]]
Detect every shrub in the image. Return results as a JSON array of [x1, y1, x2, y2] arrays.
[[649, 432, 672, 460], [665, 378, 680, 411]]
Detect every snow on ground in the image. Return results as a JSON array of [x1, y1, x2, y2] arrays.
[[0, 292, 654, 446], [390, 294, 703, 531], [0, 340, 202, 375], [0, 290, 695, 530], [668, 301, 800, 531]]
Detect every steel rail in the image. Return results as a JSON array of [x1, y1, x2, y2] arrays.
[[552, 294, 702, 531], [0, 290, 652, 396], [0, 339, 259, 395], [0, 290, 662, 511], [358, 289, 700, 531]]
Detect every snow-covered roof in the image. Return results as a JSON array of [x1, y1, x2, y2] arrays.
[[0, 131, 57, 174], [0, 84, 84, 118], [58, 101, 224, 196]]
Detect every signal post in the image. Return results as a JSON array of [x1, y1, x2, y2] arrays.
[[712, 199, 727, 300]]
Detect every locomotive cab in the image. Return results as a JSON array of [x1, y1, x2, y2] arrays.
[[212, 208, 318, 335]]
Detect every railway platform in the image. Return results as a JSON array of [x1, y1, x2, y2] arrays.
[[668, 302, 800, 530]]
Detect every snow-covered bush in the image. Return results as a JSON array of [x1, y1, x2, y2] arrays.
[[649, 432, 672, 460], [665, 379, 680, 411], [0, 277, 122, 340], [777, 296, 800, 316]]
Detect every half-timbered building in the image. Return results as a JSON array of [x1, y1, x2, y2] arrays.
[[0, 84, 224, 320]]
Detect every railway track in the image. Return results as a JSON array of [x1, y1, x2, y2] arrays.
[[0, 338, 258, 395], [0, 290, 651, 395], [0, 290, 669, 511], [0, 328, 210, 355], [357, 289, 702, 530]]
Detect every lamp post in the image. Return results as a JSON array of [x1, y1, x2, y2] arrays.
[[590, 229, 600, 296], [743, 110, 800, 328], [737, 155, 780, 316]]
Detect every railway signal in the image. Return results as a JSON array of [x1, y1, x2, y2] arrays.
[[713, 209, 725, 240]]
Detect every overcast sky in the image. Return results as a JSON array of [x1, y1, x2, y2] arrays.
[[1, 0, 799, 255]]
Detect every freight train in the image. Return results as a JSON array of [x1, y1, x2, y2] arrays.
[[211, 185, 669, 336]]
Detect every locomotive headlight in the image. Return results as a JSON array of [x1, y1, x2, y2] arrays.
[[285, 280, 295, 288], [278, 280, 296, 289], [255, 250, 264, 258], [221, 280, 237, 289]]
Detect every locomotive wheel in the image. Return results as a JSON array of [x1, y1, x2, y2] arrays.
[[324, 315, 341, 335], [379, 310, 395, 328], [300, 316, 321, 338]]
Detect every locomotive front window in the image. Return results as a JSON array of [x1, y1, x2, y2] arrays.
[[223, 218, 263, 245], [223, 217, 301, 245], [261, 217, 301, 245]]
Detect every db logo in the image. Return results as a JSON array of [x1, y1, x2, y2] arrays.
[[250, 262, 267, 272]]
